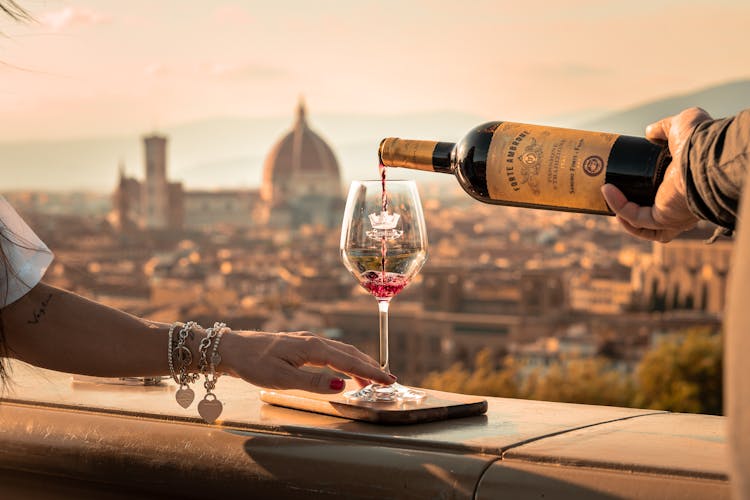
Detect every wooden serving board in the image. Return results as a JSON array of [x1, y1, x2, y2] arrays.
[[260, 382, 487, 425]]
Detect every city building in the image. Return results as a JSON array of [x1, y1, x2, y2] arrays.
[[258, 99, 343, 229], [111, 99, 342, 232], [569, 262, 633, 314], [632, 227, 733, 314], [183, 190, 260, 230]]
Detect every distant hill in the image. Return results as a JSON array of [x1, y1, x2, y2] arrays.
[[0, 110, 484, 192], [578, 79, 750, 135], [2, 79, 749, 192]]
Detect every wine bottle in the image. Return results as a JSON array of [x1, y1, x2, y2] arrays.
[[378, 121, 671, 215]]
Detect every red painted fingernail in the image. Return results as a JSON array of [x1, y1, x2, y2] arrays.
[[388, 374, 397, 382], [329, 378, 345, 391]]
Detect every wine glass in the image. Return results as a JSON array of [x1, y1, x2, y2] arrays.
[[340, 179, 428, 402]]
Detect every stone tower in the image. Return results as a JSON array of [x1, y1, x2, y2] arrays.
[[142, 134, 169, 229]]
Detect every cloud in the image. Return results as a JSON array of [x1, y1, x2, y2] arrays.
[[212, 4, 254, 26], [40, 6, 111, 32], [203, 62, 287, 81], [144, 62, 168, 77], [144, 61, 288, 81], [529, 63, 614, 78]]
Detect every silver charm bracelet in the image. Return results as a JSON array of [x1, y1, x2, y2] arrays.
[[197, 322, 227, 424]]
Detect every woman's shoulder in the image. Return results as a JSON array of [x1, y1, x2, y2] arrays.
[[0, 196, 54, 307]]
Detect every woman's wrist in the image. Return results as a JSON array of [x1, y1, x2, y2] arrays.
[[162, 320, 232, 423], [159, 320, 239, 377], [154, 320, 205, 374], [213, 328, 242, 378]]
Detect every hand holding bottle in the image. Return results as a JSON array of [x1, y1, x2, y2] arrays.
[[380, 120, 671, 215], [601, 107, 712, 242]]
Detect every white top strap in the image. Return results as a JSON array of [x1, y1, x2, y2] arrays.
[[0, 196, 54, 307]]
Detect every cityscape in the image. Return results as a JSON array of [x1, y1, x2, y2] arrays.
[[4, 99, 730, 409], [2, 2, 747, 496]]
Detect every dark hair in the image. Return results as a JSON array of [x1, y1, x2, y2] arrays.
[[0, 246, 10, 389], [0, 228, 14, 388], [0, 0, 31, 389], [0, 0, 31, 21], [0, 218, 45, 389]]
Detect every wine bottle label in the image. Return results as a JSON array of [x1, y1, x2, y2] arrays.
[[487, 122, 617, 212]]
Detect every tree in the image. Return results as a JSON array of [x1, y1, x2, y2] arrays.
[[421, 349, 519, 398], [422, 328, 723, 416], [523, 357, 633, 408], [421, 349, 632, 407], [634, 328, 722, 415]]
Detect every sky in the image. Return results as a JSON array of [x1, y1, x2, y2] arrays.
[[0, 0, 748, 143]]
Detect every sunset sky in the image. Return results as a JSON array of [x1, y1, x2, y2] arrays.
[[0, 0, 748, 142]]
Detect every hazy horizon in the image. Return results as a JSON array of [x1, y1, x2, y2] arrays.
[[1, 0, 749, 191], [0, 76, 745, 144], [2, 77, 750, 194]]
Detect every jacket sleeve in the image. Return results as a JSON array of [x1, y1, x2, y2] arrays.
[[683, 108, 750, 231]]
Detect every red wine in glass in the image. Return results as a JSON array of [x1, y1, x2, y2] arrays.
[[340, 177, 428, 402], [358, 271, 411, 299]]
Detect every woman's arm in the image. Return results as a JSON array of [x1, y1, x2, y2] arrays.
[[4, 282, 174, 377], [2, 281, 394, 392]]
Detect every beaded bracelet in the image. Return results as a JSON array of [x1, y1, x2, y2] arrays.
[[210, 325, 225, 375], [197, 322, 225, 375], [197, 322, 228, 424]]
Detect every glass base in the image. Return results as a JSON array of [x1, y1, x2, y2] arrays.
[[344, 382, 426, 403]]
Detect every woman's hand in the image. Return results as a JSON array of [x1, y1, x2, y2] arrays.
[[219, 330, 396, 393], [601, 107, 712, 242]]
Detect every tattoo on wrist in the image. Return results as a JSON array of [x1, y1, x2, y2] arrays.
[[28, 293, 53, 325]]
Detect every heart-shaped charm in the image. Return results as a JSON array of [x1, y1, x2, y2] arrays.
[[175, 387, 195, 409], [198, 394, 223, 424]]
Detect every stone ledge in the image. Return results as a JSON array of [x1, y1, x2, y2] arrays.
[[0, 403, 493, 499], [0, 362, 729, 498]]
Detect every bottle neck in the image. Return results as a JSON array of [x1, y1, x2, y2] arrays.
[[378, 138, 454, 174]]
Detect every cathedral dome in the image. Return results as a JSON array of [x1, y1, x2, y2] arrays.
[[261, 100, 341, 204]]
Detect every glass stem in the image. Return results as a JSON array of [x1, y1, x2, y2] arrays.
[[377, 299, 391, 374]]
